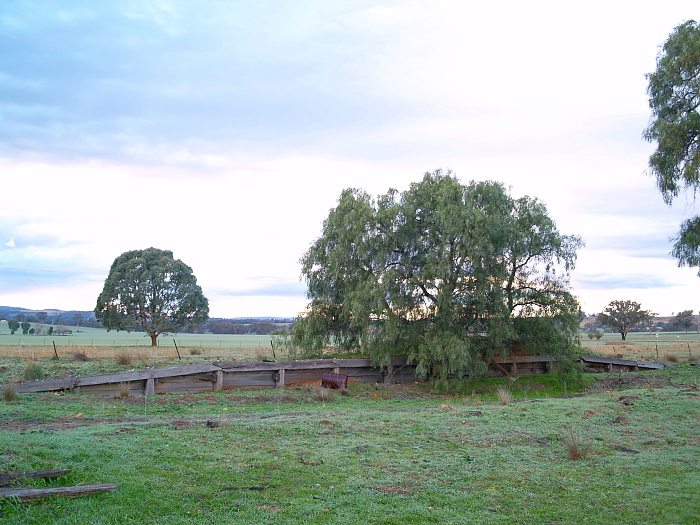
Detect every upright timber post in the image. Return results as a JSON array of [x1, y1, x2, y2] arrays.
[[275, 368, 286, 388], [214, 370, 223, 391], [384, 362, 394, 385]]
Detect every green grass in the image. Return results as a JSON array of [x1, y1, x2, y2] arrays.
[[0, 367, 698, 524]]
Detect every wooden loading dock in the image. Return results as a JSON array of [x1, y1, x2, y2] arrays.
[[9, 355, 665, 396]]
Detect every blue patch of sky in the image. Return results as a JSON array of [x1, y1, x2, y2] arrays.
[[0, 1, 416, 164]]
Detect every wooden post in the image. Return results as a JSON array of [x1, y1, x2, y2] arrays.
[[275, 368, 286, 388], [214, 370, 223, 391], [145, 376, 155, 396], [333, 366, 340, 374], [384, 362, 394, 385]]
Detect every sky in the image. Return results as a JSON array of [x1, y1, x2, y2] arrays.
[[1, 0, 699, 318]]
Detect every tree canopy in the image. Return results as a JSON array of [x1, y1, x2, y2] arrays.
[[95, 248, 209, 346], [645, 20, 700, 271], [596, 300, 655, 341], [672, 309, 695, 333], [292, 170, 584, 379]]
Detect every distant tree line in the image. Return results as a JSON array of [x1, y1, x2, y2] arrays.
[[583, 309, 698, 336], [201, 319, 293, 335]]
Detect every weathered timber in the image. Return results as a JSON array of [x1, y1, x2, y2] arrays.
[[492, 355, 556, 364], [215, 358, 374, 372], [580, 356, 663, 371], [0, 469, 72, 487], [6, 354, 664, 396], [14, 363, 222, 393], [490, 359, 512, 376], [648, 357, 677, 369], [0, 483, 120, 501]]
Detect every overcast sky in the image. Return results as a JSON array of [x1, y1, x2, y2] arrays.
[[1, 1, 699, 318]]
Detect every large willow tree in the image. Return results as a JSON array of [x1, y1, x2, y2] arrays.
[[292, 170, 583, 379]]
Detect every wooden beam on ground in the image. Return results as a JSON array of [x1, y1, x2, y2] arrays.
[[0, 469, 72, 487], [0, 483, 121, 502]]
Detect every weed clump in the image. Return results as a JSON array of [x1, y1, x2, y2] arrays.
[[117, 382, 131, 399], [72, 351, 92, 362], [496, 385, 512, 405], [314, 387, 336, 403], [23, 359, 45, 381], [560, 425, 590, 460], [2, 381, 17, 402], [115, 351, 134, 366]]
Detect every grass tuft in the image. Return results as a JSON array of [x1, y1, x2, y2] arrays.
[[23, 358, 45, 381], [314, 387, 336, 403], [2, 381, 17, 402], [117, 382, 131, 399], [560, 425, 590, 460], [115, 351, 134, 366], [71, 351, 92, 362], [496, 385, 512, 405]]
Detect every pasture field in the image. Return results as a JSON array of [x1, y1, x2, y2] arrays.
[[580, 331, 700, 364], [0, 367, 698, 524]]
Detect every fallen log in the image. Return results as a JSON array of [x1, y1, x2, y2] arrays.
[[0, 469, 72, 487], [0, 483, 120, 502]]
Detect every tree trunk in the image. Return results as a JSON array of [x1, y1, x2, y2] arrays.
[[150, 332, 158, 346], [621, 332, 627, 341]]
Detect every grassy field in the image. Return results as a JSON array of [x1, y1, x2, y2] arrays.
[[0, 366, 698, 524], [580, 331, 700, 364]]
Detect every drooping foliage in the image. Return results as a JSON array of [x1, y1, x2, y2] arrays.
[[645, 21, 700, 271], [292, 170, 584, 378], [95, 248, 209, 346]]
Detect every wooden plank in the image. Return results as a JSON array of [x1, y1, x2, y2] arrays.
[[215, 358, 373, 372], [0, 469, 72, 487], [15, 364, 222, 393], [492, 355, 557, 364], [222, 371, 276, 389], [580, 355, 663, 369], [490, 359, 511, 376], [648, 357, 677, 369], [0, 483, 120, 502]]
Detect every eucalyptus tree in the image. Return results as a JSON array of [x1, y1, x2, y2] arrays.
[[95, 248, 209, 346], [293, 170, 583, 379], [597, 300, 655, 341], [645, 21, 700, 272]]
